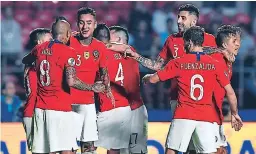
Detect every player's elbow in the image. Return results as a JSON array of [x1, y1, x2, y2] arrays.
[[67, 78, 75, 87]]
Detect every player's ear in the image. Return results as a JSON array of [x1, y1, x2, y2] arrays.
[[222, 42, 227, 48], [37, 40, 41, 45], [94, 21, 97, 29]]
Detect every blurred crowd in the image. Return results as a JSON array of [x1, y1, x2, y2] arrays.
[[1, 1, 256, 122]]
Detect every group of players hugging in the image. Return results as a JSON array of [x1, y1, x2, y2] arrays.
[[21, 3, 243, 154]]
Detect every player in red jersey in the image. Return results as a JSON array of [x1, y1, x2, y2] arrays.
[[142, 26, 243, 154], [69, 7, 114, 154], [22, 20, 105, 154], [92, 24, 133, 154], [207, 25, 241, 154], [109, 26, 148, 154], [23, 28, 52, 152], [107, 4, 217, 115]]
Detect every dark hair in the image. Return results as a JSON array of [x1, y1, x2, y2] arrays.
[[216, 25, 241, 48], [183, 26, 204, 47], [55, 16, 68, 22], [29, 28, 51, 47], [77, 7, 96, 21], [178, 4, 199, 18], [93, 23, 110, 42], [109, 26, 129, 44]]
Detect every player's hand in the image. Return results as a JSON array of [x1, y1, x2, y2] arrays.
[[222, 49, 236, 63], [124, 48, 137, 58], [142, 74, 153, 84], [105, 89, 115, 107], [92, 81, 106, 93], [231, 113, 243, 131], [72, 31, 79, 36]]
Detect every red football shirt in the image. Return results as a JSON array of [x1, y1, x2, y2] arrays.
[[69, 36, 108, 104], [23, 66, 37, 117], [32, 40, 77, 111], [97, 49, 130, 112], [157, 52, 230, 122], [158, 32, 217, 100], [211, 53, 233, 123], [124, 47, 144, 110]]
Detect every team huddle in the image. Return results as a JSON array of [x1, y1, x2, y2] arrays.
[[21, 4, 243, 154]]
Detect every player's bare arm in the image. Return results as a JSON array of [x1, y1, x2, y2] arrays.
[[107, 43, 166, 71], [22, 53, 35, 65], [203, 47, 235, 62], [66, 66, 105, 92], [224, 84, 243, 131], [142, 73, 160, 84], [99, 67, 115, 104]]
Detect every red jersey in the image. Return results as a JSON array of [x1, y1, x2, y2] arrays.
[[32, 40, 77, 111], [69, 36, 108, 104], [124, 48, 144, 110], [23, 67, 37, 117], [158, 32, 216, 100], [97, 50, 130, 112], [157, 52, 230, 122], [211, 53, 233, 123]]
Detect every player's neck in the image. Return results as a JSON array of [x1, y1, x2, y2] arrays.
[[79, 36, 93, 46], [190, 46, 203, 52]]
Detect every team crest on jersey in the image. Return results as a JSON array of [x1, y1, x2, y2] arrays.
[[93, 50, 99, 60], [84, 51, 90, 59], [114, 53, 122, 59], [68, 58, 76, 66]]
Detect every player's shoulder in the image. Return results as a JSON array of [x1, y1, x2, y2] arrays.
[[204, 32, 215, 39], [92, 38, 106, 47]]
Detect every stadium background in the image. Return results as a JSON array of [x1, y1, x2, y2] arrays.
[[1, 1, 256, 154]]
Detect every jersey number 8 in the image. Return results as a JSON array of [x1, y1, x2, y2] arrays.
[[40, 60, 51, 86]]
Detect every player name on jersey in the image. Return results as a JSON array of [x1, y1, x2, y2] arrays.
[[180, 63, 216, 70]]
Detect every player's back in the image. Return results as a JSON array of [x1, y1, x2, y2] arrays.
[[23, 66, 37, 117], [97, 49, 129, 112], [171, 53, 229, 122], [33, 40, 75, 111]]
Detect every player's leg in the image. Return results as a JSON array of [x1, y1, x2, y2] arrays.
[[217, 124, 228, 154], [22, 117, 33, 151], [184, 139, 196, 154], [129, 105, 148, 154], [72, 104, 98, 154], [192, 121, 217, 154], [46, 110, 79, 154], [31, 108, 51, 154], [107, 149, 120, 154], [95, 106, 131, 154], [165, 119, 196, 154]]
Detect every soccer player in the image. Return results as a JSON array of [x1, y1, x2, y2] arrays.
[[142, 26, 243, 154], [22, 20, 105, 154], [210, 25, 242, 153], [93, 23, 132, 154], [109, 26, 148, 154], [107, 4, 217, 114], [69, 7, 114, 154], [23, 28, 52, 152]]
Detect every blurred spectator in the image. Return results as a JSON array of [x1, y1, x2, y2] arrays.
[[234, 24, 254, 65], [1, 7, 22, 53], [128, 1, 152, 35], [253, 17, 256, 36], [159, 18, 176, 46], [1, 82, 22, 122], [133, 20, 153, 72]]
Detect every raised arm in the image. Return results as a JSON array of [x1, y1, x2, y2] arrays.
[[22, 52, 36, 65], [203, 47, 235, 62], [107, 43, 167, 71], [66, 66, 105, 92]]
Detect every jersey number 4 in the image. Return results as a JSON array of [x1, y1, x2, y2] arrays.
[[190, 74, 204, 101], [115, 62, 124, 86], [40, 60, 51, 86]]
